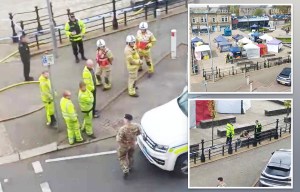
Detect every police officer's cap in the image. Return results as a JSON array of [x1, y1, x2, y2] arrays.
[[124, 114, 133, 121]]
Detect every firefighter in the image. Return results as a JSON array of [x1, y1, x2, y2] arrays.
[[136, 22, 156, 75], [38, 71, 57, 127], [60, 90, 84, 145], [124, 35, 142, 97], [65, 12, 87, 63], [95, 39, 113, 91]]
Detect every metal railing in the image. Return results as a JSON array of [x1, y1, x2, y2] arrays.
[[8, 0, 189, 48], [190, 118, 291, 164], [199, 55, 291, 81]]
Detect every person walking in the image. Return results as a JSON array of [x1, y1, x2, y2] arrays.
[[78, 81, 96, 139], [136, 22, 156, 76], [217, 177, 227, 187], [116, 114, 141, 179], [95, 39, 114, 91], [18, 34, 34, 81], [38, 71, 57, 127], [60, 90, 84, 145], [124, 35, 142, 97], [65, 12, 87, 63], [82, 59, 99, 118], [226, 122, 235, 145]]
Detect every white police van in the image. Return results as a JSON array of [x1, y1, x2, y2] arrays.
[[137, 87, 189, 176]]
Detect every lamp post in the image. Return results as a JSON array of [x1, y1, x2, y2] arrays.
[[112, 0, 118, 30], [206, 12, 215, 82]]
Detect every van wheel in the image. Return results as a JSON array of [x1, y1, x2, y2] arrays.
[[174, 153, 188, 177]]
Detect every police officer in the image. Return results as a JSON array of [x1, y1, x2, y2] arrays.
[[38, 71, 57, 127], [116, 114, 141, 179], [60, 90, 84, 145], [18, 34, 34, 81], [78, 81, 96, 139], [82, 59, 99, 118], [255, 120, 262, 140], [95, 39, 114, 91], [136, 22, 156, 75], [65, 12, 87, 63], [124, 35, 142, 97], [226, 122, 235, 145]]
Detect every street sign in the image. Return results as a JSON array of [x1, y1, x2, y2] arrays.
[[42, 54, 54, 66]]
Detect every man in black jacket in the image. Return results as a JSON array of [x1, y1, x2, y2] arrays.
[[18, 34, 34, 81]]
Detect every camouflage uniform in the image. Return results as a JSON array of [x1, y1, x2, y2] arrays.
[[116, 123, 141, 173]]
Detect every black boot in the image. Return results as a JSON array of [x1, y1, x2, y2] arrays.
[[50, 115, 57, 127], [81, 54, 87, 61], [75, 55, 80, 63]]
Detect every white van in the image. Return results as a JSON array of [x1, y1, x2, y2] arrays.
[[137, 87, 189, 176]]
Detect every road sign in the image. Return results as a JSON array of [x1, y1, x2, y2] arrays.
[[42, 54, 54, 66]]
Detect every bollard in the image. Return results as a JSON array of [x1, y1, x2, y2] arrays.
[[269, 131, 272, 141], [156, 9, 161, 20], [185, 0, 188, 8], [165, 0, 168, 14], [200, 139, 205, 162], [249, 81, 253, 92], [154, 0, 158, 18], [58, 28, 62, 44], [35, 34, 40, 49], [208, 149, 211, 160], [9, 12, 18, 43], [256, 62, 259, 70], [232, 66, 235, 75], [280, 127, 282, 137], [193, 152, 196, 164], [171, 29, 176, 59], [124, 11, 127, 26], [289, 123, 291, 133], [274, 119, 279, 139], [235, 142, 237, 152], [247, 137, 250, 148], [102, 17, 105, 32], [246, 75, 250, 85], [112, 0, 118, 30], [219, 68, 221, 77], [35, 6, 43, 32]]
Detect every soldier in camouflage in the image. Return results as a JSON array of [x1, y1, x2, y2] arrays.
[[116, 114, 141, 179]]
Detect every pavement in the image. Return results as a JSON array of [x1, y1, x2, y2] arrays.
[[189, 27, 292, 93], [0, 137, 188, 192], [189, 137, 291, 188], [190, 63, 291, 92], [0, 12, 188, 159], [190, 100, 290, 146]]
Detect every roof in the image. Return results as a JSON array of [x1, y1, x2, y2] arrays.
[[243, 43, 259, 49], [257, 44, 267, 48], [218, 41, 232, 46], [195, 45, 211, 52], [230, 46, 242, 53], [214, 35, 228, 42], [238, 37, 252, 44], [190, 7, 219, 14], [267, 38, 282, 45], [259, 34, 273, 41], [191, 36, 203, 43], [251, 32, 260, 37]]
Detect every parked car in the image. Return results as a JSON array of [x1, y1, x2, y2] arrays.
[[276, 67, 291, 86], [137, 86, 189, 176], [259, 149, 292, 187]]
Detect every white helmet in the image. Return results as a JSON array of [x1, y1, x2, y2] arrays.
[[139, 22, 148, 30], [126, 35, 136, 43], [96, 39, 105, 48]]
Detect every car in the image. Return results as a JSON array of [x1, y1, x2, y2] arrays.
[[276, 67, 291, 86], [137, 86, 189, 176], [259, 149, 292, 187]]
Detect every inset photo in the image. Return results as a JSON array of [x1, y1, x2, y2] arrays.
[[188, 4, 292, 93], [188, 99, 292, 188]]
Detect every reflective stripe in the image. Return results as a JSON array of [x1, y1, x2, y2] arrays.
[[62, 100, 77, 119], [173, 145, 188, 155]]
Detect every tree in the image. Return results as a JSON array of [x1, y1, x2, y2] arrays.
[[253, 8, 264, 16], [230, 5, 239, 16]]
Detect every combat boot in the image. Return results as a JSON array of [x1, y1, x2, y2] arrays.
[[50, 115, 57, 127], [87, 134, 96, 139]]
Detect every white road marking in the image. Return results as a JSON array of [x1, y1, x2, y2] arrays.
[[40, 182, 51, 192], [32, 161, 43, 174], [0, 182, 3, 192], [45, 150, 117, 163]]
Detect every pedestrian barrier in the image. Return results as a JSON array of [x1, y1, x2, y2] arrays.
[[200, 55, 291, 81], [0, 81, 44, 123], [189, 118, 291, 165], [5, 0, 190, 49]]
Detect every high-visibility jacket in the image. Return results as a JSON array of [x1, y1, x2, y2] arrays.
[[39, 75, 53, 103], [124, 45, 140, 70], [60, 97, 77, 121], [96, 48, 113, 67], [136, 30, 156, 51], [82, 66, 95, 92], [65, 19, 86, 42], [226, 123, 235, 138], [78, 89, 94, 112], [256, 123, 262, 132]]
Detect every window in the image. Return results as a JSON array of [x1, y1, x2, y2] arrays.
[[201, 17, 207, 23], [192, 18, 196, 23], [212, 17, 216, 23], [221, 16, 228, 22]]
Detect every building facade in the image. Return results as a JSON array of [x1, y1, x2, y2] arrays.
[[239, 5, 268, 16], [190, 6, 232, 33]]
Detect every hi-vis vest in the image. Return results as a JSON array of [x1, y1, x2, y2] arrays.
[[136, 30, 153, 50], [60, 97, 77, 121], [96, 49, 109, 67]]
